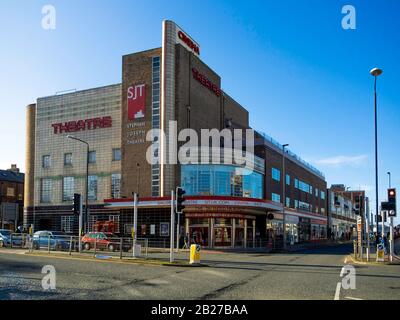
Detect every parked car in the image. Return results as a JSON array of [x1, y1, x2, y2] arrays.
[[32, 231, 70, 250], [0, 229, 23, 247], [81, 232, 130, 252]]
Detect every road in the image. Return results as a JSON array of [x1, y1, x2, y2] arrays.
[[1, 244, 399, 300]]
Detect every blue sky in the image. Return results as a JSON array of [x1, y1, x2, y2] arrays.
[[0, 0, 399, 222]]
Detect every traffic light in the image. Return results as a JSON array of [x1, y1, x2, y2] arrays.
[[73, 193, 81, 215], [388, 188, 396, 203], [388, 188, 397, 217], [176, 187, 186, 213], [354, 195, 362, 215]]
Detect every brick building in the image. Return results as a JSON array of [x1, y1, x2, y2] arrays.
[[0, 165, 24, 230], [24, 20, 328, 248]]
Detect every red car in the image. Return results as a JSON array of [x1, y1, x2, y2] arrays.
[[81, 232, 130, 252]]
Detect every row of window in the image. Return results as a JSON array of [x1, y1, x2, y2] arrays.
[[181, 165, 264, 199], [42, 149, 121, 168], [61, 215, 120, 234], [151, 56, 161, 197], [40, 174, 121, 203], [271, 193, 326, 214], [271, 167, 326, 200]]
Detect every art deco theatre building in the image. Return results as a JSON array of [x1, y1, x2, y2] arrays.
[[24, 21, 328, 248]]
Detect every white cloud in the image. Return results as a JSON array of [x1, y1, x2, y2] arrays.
[[313, 155, 368, 168]]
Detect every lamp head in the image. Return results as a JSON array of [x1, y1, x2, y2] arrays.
[[370, 68, 383, 77]]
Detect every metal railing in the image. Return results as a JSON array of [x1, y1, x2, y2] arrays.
[[25, 235, 150, 260]]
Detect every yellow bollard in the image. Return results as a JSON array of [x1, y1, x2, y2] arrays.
[[189, 244, 201, 264]]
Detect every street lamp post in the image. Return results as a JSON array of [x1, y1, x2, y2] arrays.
[[67, 135, 89, 233], [282, 144, 289, 250], [387, 172, 391, 189], [136, 163, 140, 195], [370, 67, 383, 234]]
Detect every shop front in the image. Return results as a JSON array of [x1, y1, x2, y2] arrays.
[[267, 209, 328, 246], [185, 213, 257, 249]]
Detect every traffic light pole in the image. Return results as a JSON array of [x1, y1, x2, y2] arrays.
[[390, 217, 394, 262], [176, 211, 180, 251], [170, 190, 175, 263], [79, 197, 83, 253]]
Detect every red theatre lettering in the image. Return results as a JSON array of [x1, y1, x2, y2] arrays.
[[178, 31, 200, 55], [127, 84, 146, 120], [51, 116, 112, 134], [192, 68, 221, 97]]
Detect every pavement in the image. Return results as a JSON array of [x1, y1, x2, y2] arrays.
[[1, 243, 400, 300]]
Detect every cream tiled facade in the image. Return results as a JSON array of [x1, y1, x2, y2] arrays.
[[33, 84, 122, 206]]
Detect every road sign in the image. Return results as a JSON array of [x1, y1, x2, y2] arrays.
[[388, 210, 396, 217]]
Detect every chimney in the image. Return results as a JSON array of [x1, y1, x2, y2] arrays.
[[8, 164, 20, 174]]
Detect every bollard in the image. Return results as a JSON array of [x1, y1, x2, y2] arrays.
[[119, 238, 123, 260], [69, 236, 73, 255], [48, 236, 51, 253], [93, 238, 97, 257], [10, 234, 13, 248]]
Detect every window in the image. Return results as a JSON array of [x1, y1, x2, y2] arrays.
[[88, 151, 96, 164], [89, 215, 98, 232], [310, 186, 313, 195], [62, 177, 75, 201], [61, 216, 74, 233], [151, 56, 161, 197], [294, 178, 299, 188], [109, 215, 120, 233], [64, 153, 72, 166], [42, 155, 51, 168], [286, 174, 290, 186], [315, 188, 319, 197], [88, 175, 98, 200], [112, 148, 121, 161], [286, 197, 290, 207], [111, 173, 121, 199], [299, 201, 311, 212], [181, 164, 263, 199], [160, 222, 169, 236], [294, 199, 299, 209], [40, 178, 52, 203], [321, 191, 326, 200], [298, 180, 311, 193], [272, 193, 281, 203], [272, 168, 281, 182], [6, 187, 15, 197]]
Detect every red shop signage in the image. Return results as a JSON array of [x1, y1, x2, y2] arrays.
[[178, 31, 200, 55], [127, 84, 146, 120], [192, 68, 221, 97], [52, 116, 112, 134]]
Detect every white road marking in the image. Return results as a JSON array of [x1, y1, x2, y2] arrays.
[[345, 296, 363, 300], [334, 282, 341, 300]]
